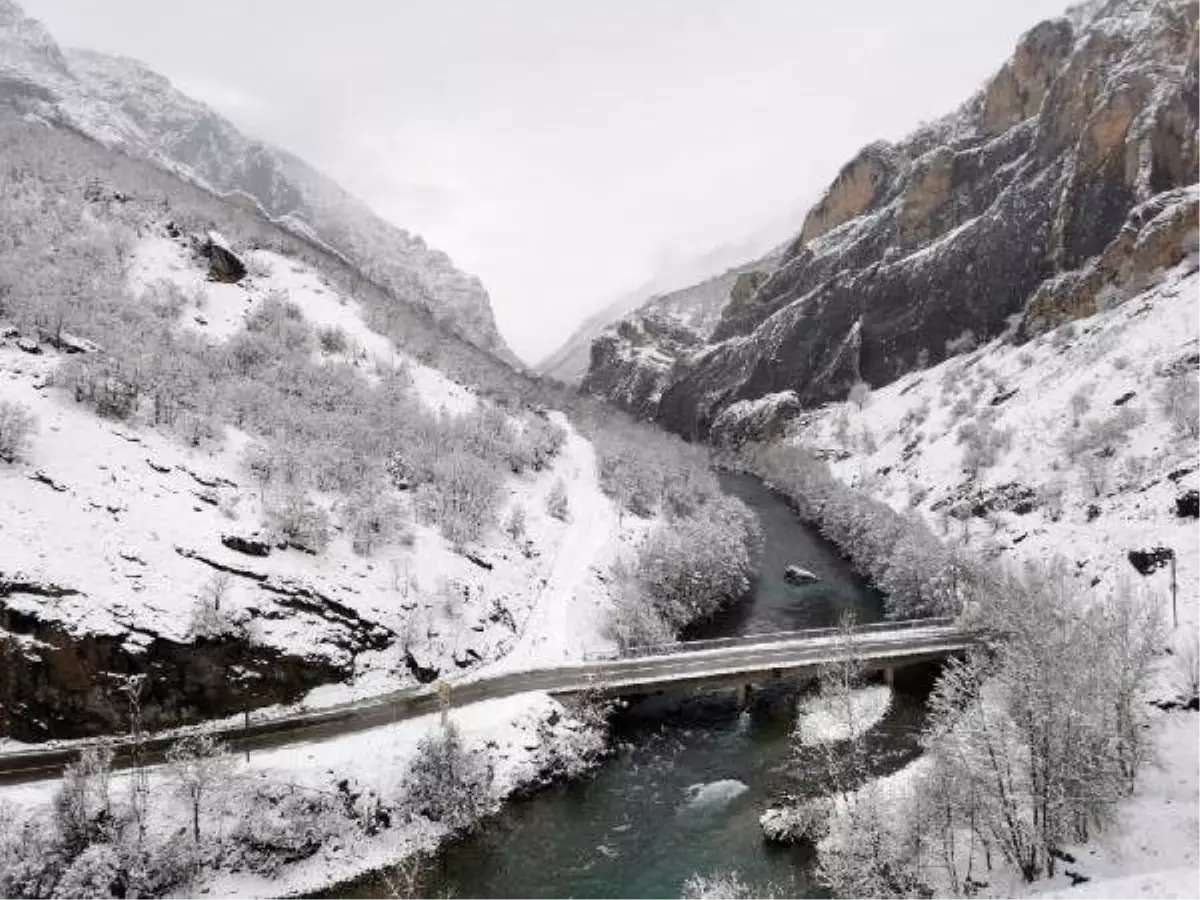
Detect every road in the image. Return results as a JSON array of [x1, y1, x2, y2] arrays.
[[0, 620, 972, 785]]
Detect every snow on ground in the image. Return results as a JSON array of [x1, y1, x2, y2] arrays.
[[794, 684, 892, 745], [1018, 710, 1200, 899], [787, 261, 1200, 893], [128, 234, 475, 414], [1, 234, 641, 724], [0, 691, 605, 899], [797, 263, 1199, 632]]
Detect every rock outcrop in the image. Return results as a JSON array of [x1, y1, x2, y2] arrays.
[[581, 0, 1199, 440]]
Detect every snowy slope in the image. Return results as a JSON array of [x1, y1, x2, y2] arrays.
[[0, 233, 638, 718], [785, 260, 1200, 894], [0, 0, 509, 358]]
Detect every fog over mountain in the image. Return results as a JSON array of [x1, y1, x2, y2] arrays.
[[23, 0, 1075, 362]]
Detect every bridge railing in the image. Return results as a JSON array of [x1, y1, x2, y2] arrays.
[[584, 617, 957, 662]]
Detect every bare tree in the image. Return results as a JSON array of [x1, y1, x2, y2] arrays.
[[166, 733, 234, 847]]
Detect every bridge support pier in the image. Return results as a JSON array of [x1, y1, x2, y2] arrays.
[[883, 667, 895, 687], [736, 683, 753, 709]]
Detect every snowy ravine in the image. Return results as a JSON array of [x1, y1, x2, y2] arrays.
[[782, 261, 1200, 896]]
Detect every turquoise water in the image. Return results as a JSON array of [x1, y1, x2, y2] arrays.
[[345, 473, 927, 898]]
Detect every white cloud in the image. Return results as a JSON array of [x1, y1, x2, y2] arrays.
[[27, 0, 1072, 363]]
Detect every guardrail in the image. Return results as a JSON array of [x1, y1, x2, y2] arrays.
[[584, 617, 958, 662]]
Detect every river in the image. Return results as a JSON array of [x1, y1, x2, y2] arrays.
[[346, 473, 934, 898]]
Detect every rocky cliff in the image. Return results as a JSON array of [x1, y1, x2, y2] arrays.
[[0, 0, 513, 359], [576, 252, 779, 416], [583, 0, 1199, 439]]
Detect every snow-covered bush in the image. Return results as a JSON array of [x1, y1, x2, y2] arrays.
[[848, 379, 870, 409], [316, 323, 350, 355], [1172, 630, 1199, 705], [414, 448, 502, 546], [399, 719, 493, 832], [227, 781, 348, 876], [504, 504, 527, 543], [944, 329, 977, 356], [0, 399, 36, 462], [1157, 371, 1199, 439], [166, 734, 234, 846], [956, 415, 1012, 476], [545, 478, 570, 521], [266, 489, 331, 553], [340, 485, 407, 556], [629, 494, 762, 633]]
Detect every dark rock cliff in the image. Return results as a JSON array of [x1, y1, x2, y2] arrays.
[[584, 0, 1199, 439]]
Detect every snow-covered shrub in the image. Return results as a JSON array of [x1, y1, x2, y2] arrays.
[[266, 489, 331, 553], [506, 412, 567, 473], [631, 494, 762, 632], [0, 399, 36, 462], [1068, 385, 1093, 424], [955, 417, 1012, 476], [1157, 371, 1199, 439], [50, 843, 122, 900], [340, 485, 407, 556], [817, 779, 925, 899], [1172, 630, 1199, 705], [400, 720, 493, 832], [227, 781, 348, 876], [1094, 282, 1126, 312], [166, 734, 234, 846], [504, 504, 527, 543], [414, 448, 502, 546], [53, 747, 115, 858], [316, 324, 349, 355], [604, 560, 676, 650], [545, 478, 570, 522], [1050, 322, 1076, 348]]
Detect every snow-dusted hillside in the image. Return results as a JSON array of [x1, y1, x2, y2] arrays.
[[0, 228, 643, 739], [781, 260, 1200, 895], [0, 0, 510, 358]]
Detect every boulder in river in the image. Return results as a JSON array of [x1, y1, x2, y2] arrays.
[[784, 565, 819, 585]]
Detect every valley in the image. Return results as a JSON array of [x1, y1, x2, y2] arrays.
[[1, 0, 1198, 898]]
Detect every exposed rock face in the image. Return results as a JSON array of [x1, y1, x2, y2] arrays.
[[581, 0, 1199, 440], [203, 239, 247, 284], [0, 595, 348, 741], [578, 251, 783, 418], [546, 247, 781, 386]]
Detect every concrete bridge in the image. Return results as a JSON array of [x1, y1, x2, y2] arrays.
[[0, 618, 973, 784], [551, 617, 974, 700]]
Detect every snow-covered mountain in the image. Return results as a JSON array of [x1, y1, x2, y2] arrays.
[[0, 0, 514, 360], [541, 245, 783, 386], [581, 0, 1198, 438]]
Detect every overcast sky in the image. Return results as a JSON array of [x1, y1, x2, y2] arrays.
[[27, 0, 1071, 363]]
